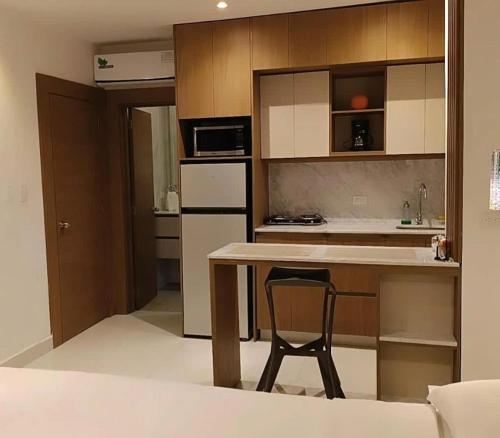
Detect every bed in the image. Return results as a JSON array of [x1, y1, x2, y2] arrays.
[[1, 367, 498, 437]]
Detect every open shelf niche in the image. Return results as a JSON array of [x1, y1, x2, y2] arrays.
[[331, 70, 386, 157], [378, 274, 458, 402]]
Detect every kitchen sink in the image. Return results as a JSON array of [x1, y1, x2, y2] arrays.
[[396, 225, 445, 230], [396, 220, 445, 231]]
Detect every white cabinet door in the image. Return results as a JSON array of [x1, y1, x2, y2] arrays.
[[425, 63, 446, 153], [386, 64, 426, 155], [180, 163, 246, 208], [260, 74, 294, 158], [294, 71, 330, 158], [182, 214, 248, 337]]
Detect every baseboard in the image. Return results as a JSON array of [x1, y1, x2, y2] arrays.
[[0, 336, 53, 368]]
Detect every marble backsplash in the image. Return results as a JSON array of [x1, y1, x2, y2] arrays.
[[269, 159, 445, 219]]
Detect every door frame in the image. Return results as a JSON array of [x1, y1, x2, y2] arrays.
[[446, 0, 464, 382], [36, 74, 108, 347], [106, 86, 176, 314]]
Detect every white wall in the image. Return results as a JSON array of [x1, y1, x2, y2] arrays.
[[0, 7, 94, 364], [462, 0, 500, 379]]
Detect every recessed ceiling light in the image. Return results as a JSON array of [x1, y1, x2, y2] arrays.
[[217, 1, 228, 9]]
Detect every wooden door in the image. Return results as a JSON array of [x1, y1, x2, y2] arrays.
[[289, 10, 328, 68], [36, 74, 110, 345], [386, 64, 426, 155], [213, 19, 252, 117], [428, 0, 446, 58], [425, 63, 446, 153], [293, 71, 331, 158], [175, 23, 214, 119], [251, 14, 290, 70], [327, 4, 387, 65], [130, 109, 157, 309], [387, 1, 429, 61], [260, 73, 294, 158]]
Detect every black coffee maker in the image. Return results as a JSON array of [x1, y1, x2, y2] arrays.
[[351, 119, 372, 151]]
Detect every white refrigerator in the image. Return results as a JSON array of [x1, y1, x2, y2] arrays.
[[181, 161, 251, 339]]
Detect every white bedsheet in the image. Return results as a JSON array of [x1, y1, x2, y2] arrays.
[[0, 367, 441, 437]]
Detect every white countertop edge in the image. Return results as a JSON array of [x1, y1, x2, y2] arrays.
[[254, 227, 441, 235], [208, 243, 460, 269], [254, 218, 445, 235]]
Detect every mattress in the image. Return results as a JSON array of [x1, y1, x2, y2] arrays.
[[0, 367, 441, 437]]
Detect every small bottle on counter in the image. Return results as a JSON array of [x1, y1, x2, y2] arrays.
[[401, 200, 412, 225], [432, 235, 448, 261]]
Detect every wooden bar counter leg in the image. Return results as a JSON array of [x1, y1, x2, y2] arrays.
[[210, 261, 241, 387]]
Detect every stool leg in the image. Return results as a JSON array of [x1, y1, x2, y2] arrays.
[[328, 355, 345, 399], [317, 354, 334, 399], [263, 350, 284, 392], [325, 285, 345, 399], [256, 355, 272, 391]]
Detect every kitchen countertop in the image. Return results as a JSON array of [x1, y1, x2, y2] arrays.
[[209, 243, 459, 268], [255, 218, 445, 235]]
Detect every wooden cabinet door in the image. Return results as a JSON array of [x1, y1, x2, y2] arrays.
[[251, 14, 289, 70], [386, 64, 426, 155], [294, 71, 331, 158], [387, 1, 429, 61], [175, 23, 214, 119], [428, 0, 446, 58], [260, 73, 294, 158], [327, 4, 387, 65], [330, 265, 379, 337], [213, 19, 251, 117], [425, 63, 446, 153], [289, 10, 328, 68]]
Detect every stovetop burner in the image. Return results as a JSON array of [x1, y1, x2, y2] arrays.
[[264, 214, 326, 226]]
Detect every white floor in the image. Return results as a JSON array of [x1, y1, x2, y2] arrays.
[[27, 293, 377, 399]]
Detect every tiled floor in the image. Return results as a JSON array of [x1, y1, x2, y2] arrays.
[[27, 294, 377, 399]]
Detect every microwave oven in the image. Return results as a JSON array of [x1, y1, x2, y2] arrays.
[[193, 125, 246, 157]]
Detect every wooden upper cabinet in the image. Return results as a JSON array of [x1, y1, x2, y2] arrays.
[[294, 71, 330, 158], [260, 74, 295, 159], [386, 64, 426, 155], [428, 0, 446, 58], [387, 1, 429, 61], [251, 14, 290, 70], [175, 23, 214, 119], [327, 5, 387, 65], [425, 63, 446, 153], [213, 19, 251, 117], [289, 10, 328, 68]]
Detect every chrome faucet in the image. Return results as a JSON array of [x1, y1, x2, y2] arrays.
[[416, 183, 428, 225]]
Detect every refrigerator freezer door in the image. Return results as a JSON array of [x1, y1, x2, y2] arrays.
[[182, 214, 248, 338], [180, 163, 247, 208]]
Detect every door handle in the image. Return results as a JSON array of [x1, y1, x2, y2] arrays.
[[58, 221, 72, 230]]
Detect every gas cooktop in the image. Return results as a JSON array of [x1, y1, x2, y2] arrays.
[[264, 214, 326, 226]]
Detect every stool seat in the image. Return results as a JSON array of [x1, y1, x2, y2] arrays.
[[266, 267, 331, 286], [256, 267, 345, 399]]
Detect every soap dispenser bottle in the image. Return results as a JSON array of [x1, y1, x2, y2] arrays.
[[401, 201, 411, 225]]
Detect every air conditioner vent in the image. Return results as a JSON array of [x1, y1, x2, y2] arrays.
[[94, 50, 175, 88]]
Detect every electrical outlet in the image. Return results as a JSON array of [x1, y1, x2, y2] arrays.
[[353, 196, 368, 206]]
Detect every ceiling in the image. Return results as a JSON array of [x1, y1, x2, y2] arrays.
[[0, 0, 389, 44]]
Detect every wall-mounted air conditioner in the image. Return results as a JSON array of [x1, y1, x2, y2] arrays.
[[94, 50, 175, 88]]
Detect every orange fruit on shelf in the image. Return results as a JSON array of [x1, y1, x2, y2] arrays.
[[350, 94, 369, 110]]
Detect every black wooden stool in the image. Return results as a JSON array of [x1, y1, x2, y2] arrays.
[[256, 267, 345, 399]]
